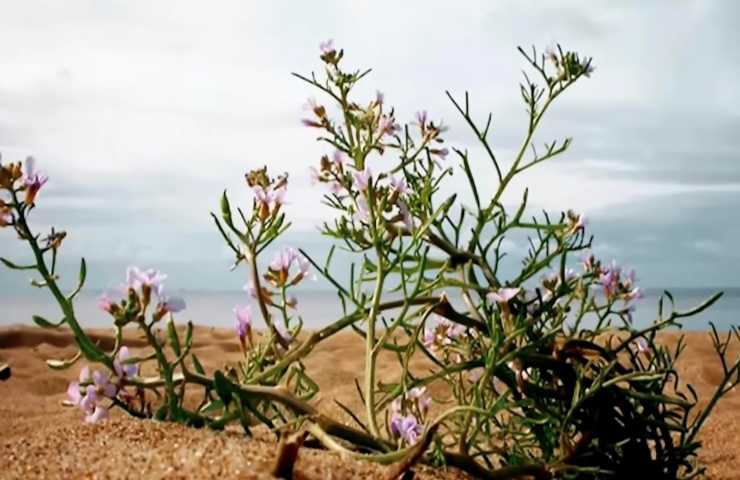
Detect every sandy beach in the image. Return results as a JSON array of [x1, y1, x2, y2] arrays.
[[1, 325, 738, 479]]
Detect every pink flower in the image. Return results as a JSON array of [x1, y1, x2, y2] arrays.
[[273, 186, 287, 205], [352, 167, 372, 192], [597, 263, 621, 298], [328, 181, 344, 195], [79, 387, 98, 414], [626, 287, 643, 301], [415, 111, 428, 130], [423, 318, 465, 352], [67, 381, 82, 406], [581, 252, 597, 272], [377, 115, 399, 137], [270, 247, 299, 272], [126, 266, 167, 295], [244, 282, 258, 299], [253, 184, 287, 216], [430, 147, 449, 160], [375, 90, 384, 105], [390, 413, 422, 445], [267, 247, 310, 286], [85, 405, 109, 424], [487, 287, 521, 304], [92, 370, 118, 398], [97, 289, 118, 313], [407, 387, 432, 413], [634, 337, 650, 353], [354, 196, 370, 223], [332, 150, 346, 167], [22, 156, 49, 205], [319, 39, 335, 54], [253, 185, 272, 205], [398, 200, 413, 230], [68, 366, 116, 423], [114, 346, 138, 378], [574, 213, 587, 230], [298, 255, 310, 277], [389, 175, 411, 196], [234, 305, 252, 340], [160, 292, 187, 313]]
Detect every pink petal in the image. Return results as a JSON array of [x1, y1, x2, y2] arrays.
[[85, 406, 108, 424]]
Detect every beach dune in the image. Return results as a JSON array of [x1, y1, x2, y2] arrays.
[[1, 325, 738, 479]]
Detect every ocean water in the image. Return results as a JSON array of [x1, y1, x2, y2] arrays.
[[1, 288, 738, 331]]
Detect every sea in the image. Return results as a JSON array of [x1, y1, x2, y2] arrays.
[[1, 288, 738, 331]]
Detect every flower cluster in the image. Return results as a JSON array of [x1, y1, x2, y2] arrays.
[[319, 39, 342, 66], [0, 156, 48, 210], [423, 317, 466, 353], [66, 347, 140, 423], [98, 266, 186, 323], [540, 268, 576, 297], [582, 256, 642, 303], [66, 367, 116, 423], [264, 247, 310, 289], [414, 110, 448, 160], [0, 156, 24, 190], [565, 209, 587, 234], [309, 150, 346, 195], [487, 287, 521, 305], [390, 387, 431, 445], [301, 97, 330, 129], [22, 157, 49, 205], [246, 167, 287, 221], [546, 46, 595, 81], [234, 304, 253, 347]]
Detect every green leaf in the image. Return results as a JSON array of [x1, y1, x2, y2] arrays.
[[167, 318, 181, 356], [213, 370, 232, 408], [184, 321, 193, 350], [191, 354, 206, 375], [46, 350, 82, 370], [78, 258, 87, 288], [220, 190, 233, 225], [32, 315, 64, 328], [68, 258, 87, 299], [674, 291, 723, 319], [0, 257, 36, 270]]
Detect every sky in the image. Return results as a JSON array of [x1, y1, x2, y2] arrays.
[[1, 0, 739, 293]]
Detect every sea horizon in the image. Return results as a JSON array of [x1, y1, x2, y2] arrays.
[[3, 287, 737, 331]]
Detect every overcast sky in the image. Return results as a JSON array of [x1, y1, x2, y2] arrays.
[[1, 0, 739, 293]]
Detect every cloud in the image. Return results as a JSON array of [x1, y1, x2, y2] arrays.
[[1, 0, 738, 290]]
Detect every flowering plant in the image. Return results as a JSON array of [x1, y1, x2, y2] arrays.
[[2, 43, 739, 479]]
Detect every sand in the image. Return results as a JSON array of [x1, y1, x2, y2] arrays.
[[1, 325, 738, 479]]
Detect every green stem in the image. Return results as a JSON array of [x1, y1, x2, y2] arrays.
[[11, 189, 111, 368], [364, 253, 385, 437]]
